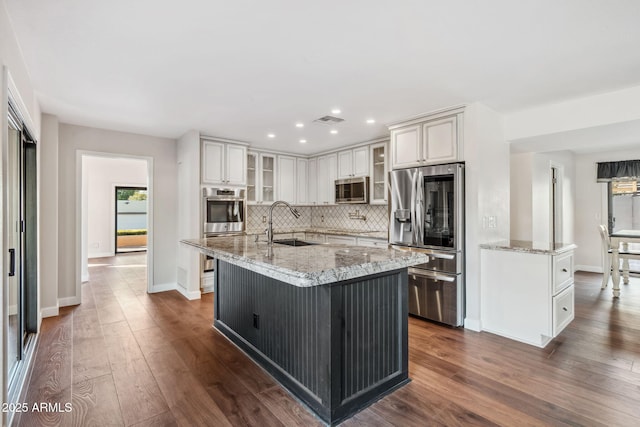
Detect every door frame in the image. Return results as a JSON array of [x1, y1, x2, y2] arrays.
[[76, 151, 154, 297]]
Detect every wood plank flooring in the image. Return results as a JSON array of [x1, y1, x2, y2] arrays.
[[15, 253, 640, 426]]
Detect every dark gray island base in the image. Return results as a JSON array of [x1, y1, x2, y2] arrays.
[[214, 259, 409, 425]]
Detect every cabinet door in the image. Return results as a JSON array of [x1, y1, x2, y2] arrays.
[[277, 155, 296, 203], [337, 150, 353, 178], [423, 116, 457, 164], [307, 158, 317, 204], [296, 158, 308, 205], [370, 142, 388, 204], [261, 154, 275, 203], [226, 144, 247, 185], [352, 146, 369, 177], [202, 141, 225, 184], [391, 124, 422, 169], [326, 235, 357, 245], [317, 156, 329, 204], [326, 153, 337, 204], [247, 152, 258, 203]]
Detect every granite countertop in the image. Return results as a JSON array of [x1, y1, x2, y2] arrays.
[[245, 227, 388, 240], [480, 240, 577, 255], [181, 235, 425, 287]]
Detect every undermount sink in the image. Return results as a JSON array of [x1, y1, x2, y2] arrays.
[[273, 239, 318, 247]]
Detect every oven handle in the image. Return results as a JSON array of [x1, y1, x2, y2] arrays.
[[205, 197, 244, 202], [408, 267, 456, 282]]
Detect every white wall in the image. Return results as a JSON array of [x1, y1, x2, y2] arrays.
[[39, 114, 59, 317], [574, 147, 640, 271], [510, 153, 533, 241], [83, 156, 147, 258], [505, 85, 640, 142], [463, 102, 510, 331], [58, 123, 177, 303], [176, 130, 202, 299]]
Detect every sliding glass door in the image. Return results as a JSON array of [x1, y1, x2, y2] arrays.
[[609, 180, 640, 272], [4, 102, 38, 410]]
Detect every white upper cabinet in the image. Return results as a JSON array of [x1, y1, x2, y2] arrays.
[[389, 111, 462, 169], [317, 153, 337, 204], [423, 116, 457, 164], [337, 146, 369, 178], [370, 142, 388, 205], [307, 158, 317, 205], [277, 155, 296, 203], [202, 139, 247, 185], [296, 158, 308, 205], [390, 125, 421, 169], [247, 151, 276, 204]]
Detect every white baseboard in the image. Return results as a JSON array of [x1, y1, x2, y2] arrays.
[[41, 303, 60, 318], [176, 283, 202, 300], [576, 265, 602, 273], [149, 282, 176, 293], [201, 285, 215, 294], [8, 304, 18, 316], [58, 296, 81, 307], [88, 251, 114, 259], [81, 273, 90, 283], [464, 317, 481, 332]]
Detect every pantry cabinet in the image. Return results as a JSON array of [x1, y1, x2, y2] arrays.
[[202, 139, 247, 185], [389, 110, 462, 169]]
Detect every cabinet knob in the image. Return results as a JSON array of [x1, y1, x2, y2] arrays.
[[562, 307, 568, 312], [562, 268, 568, 272]]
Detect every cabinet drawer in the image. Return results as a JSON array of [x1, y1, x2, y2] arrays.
[[553, 252, 574, 294], [357, 237, 388, 248], [553, 285, 574, 337], [304, 233, 326, 243]]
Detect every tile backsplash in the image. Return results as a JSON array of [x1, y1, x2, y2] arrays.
[[246, 204, 388, 234]]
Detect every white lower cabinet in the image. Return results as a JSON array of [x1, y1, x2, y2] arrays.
[[325, 235, 357, 245], [480, 246, 575, 348], [356, 237, 388, 248]]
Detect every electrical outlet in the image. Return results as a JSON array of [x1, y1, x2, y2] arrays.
[[321, 215, 325, 222], [262, 215, 266, 223], [488, 216, 497, 228]]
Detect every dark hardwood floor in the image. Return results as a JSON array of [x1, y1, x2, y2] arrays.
[[15, 253, 640, 426]]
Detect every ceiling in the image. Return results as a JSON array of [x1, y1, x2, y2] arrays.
[[5, 0, 640, 155]]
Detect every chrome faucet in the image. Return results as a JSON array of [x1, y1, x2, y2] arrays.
[[267, 201, 301, 245]]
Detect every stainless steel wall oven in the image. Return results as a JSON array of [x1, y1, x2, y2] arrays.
[[389, 163, 465, 326], [203, 187, 246, 236]]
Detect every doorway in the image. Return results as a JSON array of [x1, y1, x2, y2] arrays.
[[80, 154, 152, 292], [115, 186, 148, 253]]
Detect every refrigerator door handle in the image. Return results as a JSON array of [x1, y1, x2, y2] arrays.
[[410, 170, 418, 245], [415, 169, 424, 246]]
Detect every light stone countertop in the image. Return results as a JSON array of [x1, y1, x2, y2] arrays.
[[480, 240, 577, 255], [181, 235, 425, 287]]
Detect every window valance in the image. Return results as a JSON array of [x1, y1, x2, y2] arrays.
[[596, 160, 640, 182]]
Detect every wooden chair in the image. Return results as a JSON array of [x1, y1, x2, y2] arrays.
[[599, 224, 640, 289]]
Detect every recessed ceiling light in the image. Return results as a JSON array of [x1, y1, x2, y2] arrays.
[[295, 123, 304, 128], [331, 108, 341, 115], [267, 133, 275, 138], [366, 119, 376, 124], [330, 129, 338, 135], [299, 139, 307, 144]]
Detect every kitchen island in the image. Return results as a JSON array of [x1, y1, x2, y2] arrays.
[[181, 236, 427, 425]]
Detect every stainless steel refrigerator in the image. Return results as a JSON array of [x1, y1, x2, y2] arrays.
[[389, 163, 465, 326]]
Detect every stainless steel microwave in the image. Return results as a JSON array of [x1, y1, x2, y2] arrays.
[[335, 177, 369, 204]]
